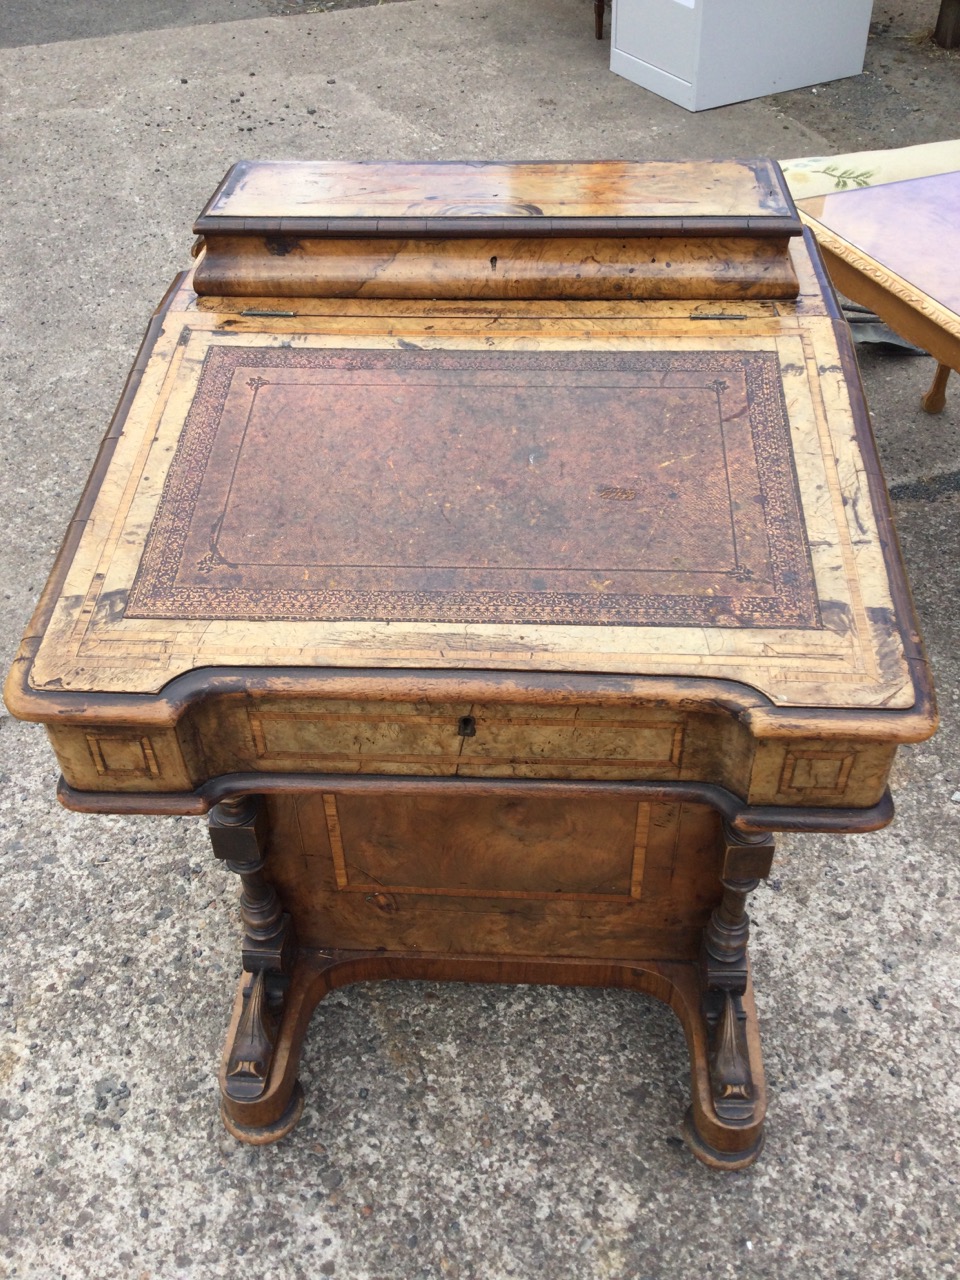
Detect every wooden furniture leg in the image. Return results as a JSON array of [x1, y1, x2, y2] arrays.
[[595, 0, 605, 39], [683, 822, 774, 1168], [211, 796, 772, 1168], [214, 946, 769, 1167], [935, 0, 960, 48], [209, 795, 303, 1143], [920, 361, 952, 414]]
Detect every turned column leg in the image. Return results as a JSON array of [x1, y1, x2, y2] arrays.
[[683, 821, 774, 1169], [209, 794, 304, 1142]]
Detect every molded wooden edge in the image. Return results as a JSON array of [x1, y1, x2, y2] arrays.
[[6, 665, 937, 744], [193, 215, 803, 239], [799, 228, 938, 738], [195, 157, 801, 239], [2, 272, 188, 720], [55, 771, 896, 833], [822, 262, 938, 730]]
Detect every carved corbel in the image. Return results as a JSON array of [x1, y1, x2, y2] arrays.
[[700, 822, 774, 1126], [209, 794, 297, 1102]]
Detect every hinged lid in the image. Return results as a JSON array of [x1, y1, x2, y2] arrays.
[[194, 158, 801, 238], [192, 159, 802, 301]]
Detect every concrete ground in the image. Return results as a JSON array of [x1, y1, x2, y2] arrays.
[[1, 2, 958, 1277]]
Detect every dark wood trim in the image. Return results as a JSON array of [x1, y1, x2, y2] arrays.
[[216, 947, 767, 1166], [7, 660, 936, 745], [6, 273, 187, 660], [822, 244, 938, 728], [56, 771, 895, 834], [935, 0, 960, 47], [801, 225, 844, 321], [193, 215, 803, 239]]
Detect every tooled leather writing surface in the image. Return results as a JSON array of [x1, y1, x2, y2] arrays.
[[127, 346, 816, 629]]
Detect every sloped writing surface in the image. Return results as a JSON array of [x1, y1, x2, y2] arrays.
[[127, 346, 817, 629]]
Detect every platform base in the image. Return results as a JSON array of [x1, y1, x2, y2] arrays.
[[218, 948, 767, 1167]]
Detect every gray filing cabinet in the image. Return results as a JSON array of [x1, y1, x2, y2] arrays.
[[610, 0, 874, 111]]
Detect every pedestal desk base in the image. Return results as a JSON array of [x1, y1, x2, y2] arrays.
[[218, 948, 768, 1171], [209, 788, 773, 1168]]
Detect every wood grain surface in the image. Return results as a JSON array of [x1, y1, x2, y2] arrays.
[[2, 171, 936, 807], [4, 162, 935, 1166], [192, 235, 800, 300], [12, 304, 921, 713], [196, 158, 798, 230]]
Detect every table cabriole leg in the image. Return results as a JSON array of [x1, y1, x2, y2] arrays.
[[209, 794, 302, 1142], [920, 362, 951, 414]]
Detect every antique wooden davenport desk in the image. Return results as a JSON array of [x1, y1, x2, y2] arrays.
[[5, 161, 936, 1170]]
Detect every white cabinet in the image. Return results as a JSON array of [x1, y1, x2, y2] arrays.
[[611, 0, 874, 111]]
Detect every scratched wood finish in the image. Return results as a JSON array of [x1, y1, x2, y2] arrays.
[[262, 792, 723, 959], [4, 200, 936, 807], [40, 694, 904, 808], [2, 161, 937, 1167], [193, 234, 800, 300], [196, 158, 797, 229], [6, 304, 930, 713]]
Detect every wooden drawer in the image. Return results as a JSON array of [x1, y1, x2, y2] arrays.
[[242, 699, 686, 781]]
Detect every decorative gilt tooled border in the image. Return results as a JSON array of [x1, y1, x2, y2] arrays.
[[802, 215, 960, 347], [126, 346, 820, 630]]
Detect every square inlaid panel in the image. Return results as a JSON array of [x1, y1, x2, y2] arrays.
[[127, 346, 816, 629]]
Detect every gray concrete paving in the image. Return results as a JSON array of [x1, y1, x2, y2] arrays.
[[1, 2, 958, 1277]]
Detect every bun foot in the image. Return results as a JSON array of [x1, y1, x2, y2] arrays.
[[221, 1079, 305, 1145], [681, 1106, 765, 1170]]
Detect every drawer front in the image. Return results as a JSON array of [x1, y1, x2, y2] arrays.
[[614, 0, 699, 83], [241, 699, 687, 781], [247, 700, 469, 774]]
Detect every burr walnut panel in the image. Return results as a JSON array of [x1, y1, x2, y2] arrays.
[[266, 792, 724, 958], [322, 792, 649, 899], [192, 234, 800, 301], [197, 158, 797, 228]]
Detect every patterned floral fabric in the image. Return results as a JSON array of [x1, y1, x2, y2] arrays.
[[781, 139, 960, 199]]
